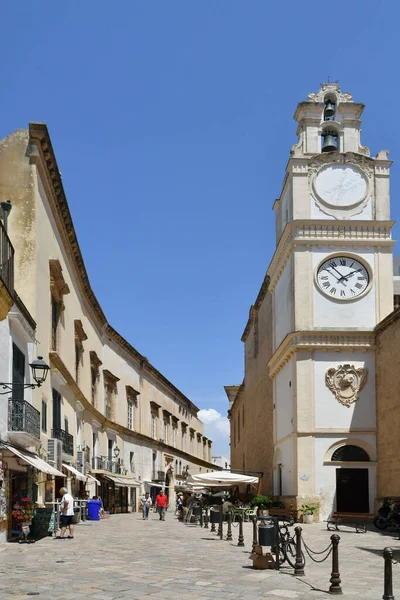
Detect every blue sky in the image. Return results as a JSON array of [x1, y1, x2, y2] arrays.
[[1, 1, 398, 455]]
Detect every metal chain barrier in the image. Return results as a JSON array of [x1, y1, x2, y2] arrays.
[[301, 534, 333, 563]]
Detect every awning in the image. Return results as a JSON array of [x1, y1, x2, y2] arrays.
[[143, 480, 171, 489], [5, 445, 64, 477], [62, 463, 86, 482], [86, 474, 101, 485], [186, 470, 259, 488], [103, 474, 140, 487]]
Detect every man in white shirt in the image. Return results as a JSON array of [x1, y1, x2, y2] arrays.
[[58, 487, 75, 539]]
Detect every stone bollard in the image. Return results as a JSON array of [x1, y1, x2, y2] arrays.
[[226, 511, 233, 541], [252, 515, 258, 553], [382, 547, 395, 600], [219, 505, 224, 540], [217, 520, 222, 537], [210, 507, 216, 533], [204, 507, 209, 529], [294, 526, 305, 576], [329, 534, 342, 595], [238, 514, 245, 547]]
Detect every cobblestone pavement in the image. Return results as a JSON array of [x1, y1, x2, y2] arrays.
[[1, 512, 400, 599]]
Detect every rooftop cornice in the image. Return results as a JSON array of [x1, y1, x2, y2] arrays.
[[268, 330, 376, 377], [49, 350, 214, 464], [227, 380, 244, 416], [27, 123, 201, 418], [241, 274, 270, 342], [104, 323, 200, 414]]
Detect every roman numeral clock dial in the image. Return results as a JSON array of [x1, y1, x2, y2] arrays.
[[316, 256, 371, 301]]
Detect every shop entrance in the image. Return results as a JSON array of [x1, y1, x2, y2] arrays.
[[130, 487, 136, 512], [115, 486, 128, 513], [336, 468, 369, 513], [9, 470, 31, 540]]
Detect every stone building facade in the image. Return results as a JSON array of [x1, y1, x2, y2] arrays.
[[226, 273, 273, 495], [375, 307, 400, 500], [227, 83, 395, 518], [0, 123, 215, 541]]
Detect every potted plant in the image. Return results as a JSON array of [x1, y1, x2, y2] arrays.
[[250, 495, 273, 516], [299, 504, 317, 524]]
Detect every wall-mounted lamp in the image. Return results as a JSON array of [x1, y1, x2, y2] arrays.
[[0, 356, 50, 395]]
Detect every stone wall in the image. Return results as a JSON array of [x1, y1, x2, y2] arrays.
[[376, 308, 400, 498], [230, 288, 274, 495]]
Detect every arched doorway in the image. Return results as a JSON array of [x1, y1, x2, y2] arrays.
[[332, 445, 370, 513]]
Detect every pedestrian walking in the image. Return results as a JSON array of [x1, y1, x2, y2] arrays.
[[155, 489, 168, 521], [140, 491, 152, 520], [57, 487, 74, 539], [176, 492, 184, 520]]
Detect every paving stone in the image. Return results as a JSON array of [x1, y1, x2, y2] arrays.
[[0, 514, 398, 599]]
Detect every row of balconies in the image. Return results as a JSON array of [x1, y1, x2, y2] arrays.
[[7, 399, 208, 482]]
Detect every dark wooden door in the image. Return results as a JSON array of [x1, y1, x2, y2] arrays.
[[336, 468, 369, 513]]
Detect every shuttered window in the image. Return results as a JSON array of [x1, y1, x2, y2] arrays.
[[41, 399, 47, 433], [12, 344, 25, 401], [52, 388, 62, 430]]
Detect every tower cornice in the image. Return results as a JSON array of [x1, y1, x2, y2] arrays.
[[268, 219, 394, 292], [268, 330, 376, 378]]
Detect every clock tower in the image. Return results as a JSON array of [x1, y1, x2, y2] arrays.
[[269, 83, 394, 518]]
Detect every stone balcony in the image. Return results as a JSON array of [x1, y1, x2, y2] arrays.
[[8, 398, 40, 448], [51, 428, 74, 458]]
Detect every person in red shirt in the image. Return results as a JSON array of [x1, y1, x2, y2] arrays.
[[155, 489, 168, 521]]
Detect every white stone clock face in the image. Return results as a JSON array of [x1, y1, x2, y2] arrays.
[[314, 165, 368, 207], [316, 256, 370, 300]]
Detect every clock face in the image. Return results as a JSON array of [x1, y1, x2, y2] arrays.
[[316, 256, 370, 300], [314, 165, 368, 207]]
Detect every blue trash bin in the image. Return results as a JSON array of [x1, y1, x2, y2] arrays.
[[87, 499, 102, 521]]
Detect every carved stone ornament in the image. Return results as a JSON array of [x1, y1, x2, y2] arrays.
[[308, 152, 374, 179], [307, 82, 353, 104], [325, 364, 368, 408]]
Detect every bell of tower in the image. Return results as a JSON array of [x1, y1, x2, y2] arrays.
[[291, 82, 369, 157], [273, 82, 392, 243]]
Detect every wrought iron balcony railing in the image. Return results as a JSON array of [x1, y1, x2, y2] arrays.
[[0, 219, 14, 297], [8, 398, 40, 440], [92, 456, 105, 470], [51, 428, 74, 456], [91, 457, 118, 472], [152, 470, 165, 482], [106, 459, 116, 473]]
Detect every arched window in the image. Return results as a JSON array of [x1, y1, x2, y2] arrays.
[[323, 98, 336, 121], [331, 445, 369, 462]]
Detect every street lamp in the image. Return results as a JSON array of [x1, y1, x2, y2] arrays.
[[0, 355, 50, 395], [114, 445, 120, 459]]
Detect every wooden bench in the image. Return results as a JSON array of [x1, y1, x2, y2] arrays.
[[268, 508, 297, 523], [327, 511, 373, 533]]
